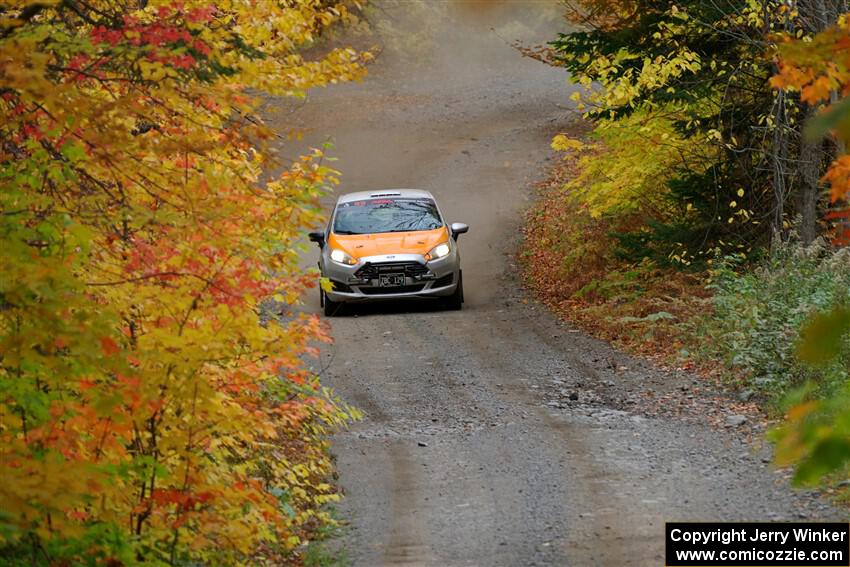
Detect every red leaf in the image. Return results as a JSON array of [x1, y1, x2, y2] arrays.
[[825, 209, 850, 219], [100, 336, 120, 357]]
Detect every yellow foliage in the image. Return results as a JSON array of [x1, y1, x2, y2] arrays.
[[551, 134, 586, 152], [0, 0, 368, 563], [565, 110, 702, 218]]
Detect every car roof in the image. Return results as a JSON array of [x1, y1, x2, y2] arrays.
[[336, 189, 435, 204]]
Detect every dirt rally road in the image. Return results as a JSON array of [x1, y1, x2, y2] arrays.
[[277, 4, 839, 566]]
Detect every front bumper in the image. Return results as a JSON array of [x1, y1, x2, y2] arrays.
[[321, 252, 459, 303]]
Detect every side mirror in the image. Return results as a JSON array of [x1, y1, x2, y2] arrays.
[[450, 222, 469, 240], [308, 231, 325, 247]]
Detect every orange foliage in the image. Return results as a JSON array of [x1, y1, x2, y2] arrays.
[[0, 0, 367, 564]]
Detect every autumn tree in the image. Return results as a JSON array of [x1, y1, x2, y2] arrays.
[[553, 0, 846, 260], [0, 1, 368, 564], [769, 4, 850, 486]]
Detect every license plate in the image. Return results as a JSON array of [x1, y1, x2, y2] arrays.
[[379, 273, 405, 287]]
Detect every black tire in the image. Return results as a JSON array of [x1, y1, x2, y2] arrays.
[[323, 290, 341, 317], [444, 271, 464, 311]]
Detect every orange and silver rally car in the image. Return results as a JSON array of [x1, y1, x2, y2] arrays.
[[309, 189, 469, 316]]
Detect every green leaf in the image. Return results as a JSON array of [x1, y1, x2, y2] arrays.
[[804, 95, 850, 142], [793, 436, 850, 486], [60, 141, 87, 164], [796, 307, 850, 365]]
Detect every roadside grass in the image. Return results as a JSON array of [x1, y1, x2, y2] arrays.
[[695, 244, 850, 406], [523, 145, 850, 504], [520, 156, 710, 366], [302, 507, 351, 567], [521, 154, 850, 411]]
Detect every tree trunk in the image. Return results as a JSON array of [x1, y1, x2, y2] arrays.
[[794, 0, 845, 243], [771, 88, 790, 242], [798, 107, 822, 244]]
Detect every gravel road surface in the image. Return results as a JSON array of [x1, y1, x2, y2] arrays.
[[273, 4, 840, 565]]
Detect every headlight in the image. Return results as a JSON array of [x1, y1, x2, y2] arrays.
[[425, 241, 451, 262], [330, 248, 357, 266]]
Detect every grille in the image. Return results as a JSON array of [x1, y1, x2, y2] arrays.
[[355, 261, 430, 280], [359, 284, 426, 295]]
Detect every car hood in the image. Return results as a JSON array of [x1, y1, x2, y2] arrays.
[[328, 227, 449, 260]]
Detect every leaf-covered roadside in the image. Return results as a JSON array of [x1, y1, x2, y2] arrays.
[[0, 1, 370, 564], [520, 154, 711, 367], [522, 146, 850, 487], [533, 0, 850, 496]]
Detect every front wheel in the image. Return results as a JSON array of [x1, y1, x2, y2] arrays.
[[444, 271, 464, 311], [322, 290, 342, 317]]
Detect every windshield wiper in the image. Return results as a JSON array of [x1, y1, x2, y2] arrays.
[[387, 227, 439, 233]]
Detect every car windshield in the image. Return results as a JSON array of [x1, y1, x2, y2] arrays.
[[333, 198, 443, 235]]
